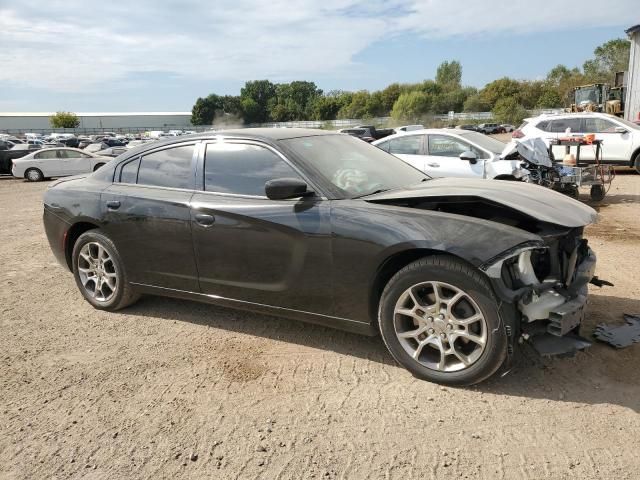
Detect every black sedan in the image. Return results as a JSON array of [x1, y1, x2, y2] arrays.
[[43, 128, 599, 385]]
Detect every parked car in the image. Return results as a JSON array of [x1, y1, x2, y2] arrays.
[[12, 147, 109, 181], [456, 124, 480, 132], [395, 125, 425, 133], [354, 125, 395, 140], [372, 129, 524, 180], [500, 124, 515, 133], [338, 128, 374, 142], [513, 112, 640, 173], [95, 147, 128, 157], [477, 123, 505, 134], [0, 140, 35, 174], [42, 128, 598, 386]]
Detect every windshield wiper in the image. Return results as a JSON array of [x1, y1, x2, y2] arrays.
[[353, 188, 391, 199]]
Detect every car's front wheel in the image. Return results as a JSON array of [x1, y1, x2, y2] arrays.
[[378, 255, 507, 386], [72, 230, 140, 310]]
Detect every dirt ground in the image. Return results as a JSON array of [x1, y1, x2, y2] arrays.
[[1, 172, 639, 480]]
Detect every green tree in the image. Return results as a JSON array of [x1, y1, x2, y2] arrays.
[[49, 111, 80, 128], [492, 97, 528, 125], [338, 90, 371, 119], [391, 91, 431, 121], [191, 94, 222, 125], [240, 80, 277, 123], [380, 83, 401, 112], [463, 94, 490, 112], [479, 78, 522, 109], [435, 60, 462, 89], [536, 89, 562, 108], [583, 38, 630, 82]]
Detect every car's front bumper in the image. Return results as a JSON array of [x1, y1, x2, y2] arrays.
[[484, 244, 597, 343]]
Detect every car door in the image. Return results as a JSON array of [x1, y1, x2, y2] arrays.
[[582, 117, 631, 163], [33, 149, 64, 176], [101, 142, 200, 291], [425, 134, 486, 178], [189, 140, 333, 315], [58, 149, 92, 175]]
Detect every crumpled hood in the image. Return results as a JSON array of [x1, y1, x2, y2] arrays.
[[365, 177, 597, 228]]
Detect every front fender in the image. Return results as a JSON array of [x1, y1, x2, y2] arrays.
[[330, 201, 543, 322]]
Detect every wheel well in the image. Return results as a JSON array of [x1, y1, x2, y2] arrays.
[[93, 163, 105, 171], [368, 249, 472, 327], [631, 147, 640, 167], [64, 222, 99, 270], [493, 175, 517, 181]]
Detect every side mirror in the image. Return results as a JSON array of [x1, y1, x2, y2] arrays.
[[459, 150, 478, 164], [265, 177, 312, 200], [614, 126, 627, 134]]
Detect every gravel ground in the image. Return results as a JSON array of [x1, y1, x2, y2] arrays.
[[1, 173, 639, 480]]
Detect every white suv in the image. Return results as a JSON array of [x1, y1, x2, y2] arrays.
[[513, 112, 640, 172]]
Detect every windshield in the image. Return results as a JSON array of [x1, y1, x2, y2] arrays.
[[575, 87, 600, 105], [457, 131, 506, 154], [281, 134, 428, 198], [614, 116, 640, 130]]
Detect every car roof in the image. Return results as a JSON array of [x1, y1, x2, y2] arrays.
[[526, 111, 620, 122]]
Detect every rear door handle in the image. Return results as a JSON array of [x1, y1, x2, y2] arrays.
[[194, 213, 215, 227], [427, 163, 440, 167], [106, 200, 121, 210]]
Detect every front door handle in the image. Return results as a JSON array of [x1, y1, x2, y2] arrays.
[[194, 213, 215, 227], [427, 163, 440, 167], [106, 200, 121, 210]]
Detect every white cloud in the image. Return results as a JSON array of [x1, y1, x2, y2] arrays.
[[0, 0, 634, 92]]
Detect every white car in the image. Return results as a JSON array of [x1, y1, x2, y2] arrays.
[[513, 112, 640, 172], [372, 129, 524, 180], [12, 147, 110, 182]]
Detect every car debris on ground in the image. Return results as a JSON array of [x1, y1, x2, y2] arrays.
[[594, 313, 640, 348]]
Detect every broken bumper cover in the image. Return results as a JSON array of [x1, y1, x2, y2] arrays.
[[482, 244, 597, 338]]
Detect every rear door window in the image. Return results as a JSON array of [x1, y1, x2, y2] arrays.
[[388, 135, 423, 155], [548, 118, 582, 133], [35, 150, 58, 159], [136, 145, 195, 189]]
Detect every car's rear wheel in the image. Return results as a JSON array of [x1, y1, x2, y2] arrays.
[[378, 255, 507, 386], [72, 231, 139, 310], [25, 168, 44, 182], [634, 154, 640, 174]]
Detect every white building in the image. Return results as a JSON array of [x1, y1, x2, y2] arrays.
[[0, 112, 193, 132], [625, 24, 640, 122]]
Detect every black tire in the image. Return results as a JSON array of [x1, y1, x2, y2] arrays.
[[25, 168, 44, 182], [634, 154, 640, 174], [72, 230, 140, 311], [93, 163, 105, 171], [378, 255, 507, 386], [590, 184, 605, 202]]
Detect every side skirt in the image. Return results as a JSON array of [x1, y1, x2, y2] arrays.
[[130, 283, 377, 336]]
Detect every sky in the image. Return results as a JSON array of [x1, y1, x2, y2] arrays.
[[0, 0, 636, 112]]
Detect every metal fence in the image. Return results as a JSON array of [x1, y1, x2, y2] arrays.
[[1, 109, 567, 135]]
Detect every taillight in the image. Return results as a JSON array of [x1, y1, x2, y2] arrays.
[[512, 129, 524, 138]]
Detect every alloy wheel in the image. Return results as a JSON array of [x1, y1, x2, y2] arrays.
[[393, 281, 487, 372], [77, 242, 118, 302]]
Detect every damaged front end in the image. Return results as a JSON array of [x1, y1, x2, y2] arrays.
[[482, 227, 597, 356]]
